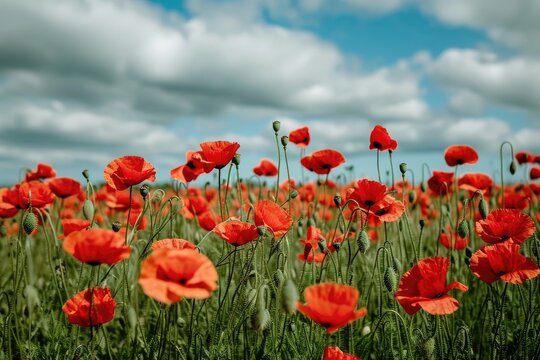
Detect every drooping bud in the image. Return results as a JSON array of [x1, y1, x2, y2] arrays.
[[418, 338, 435, 360], [333, 193, 342, 207], [232, 154, 241, 166], [112, 221, 122, 233], [408, 191, 416, 203], [151, 189, 165, 204], [332, 242, 341, 251], [465, 246, 473, 259], [383, 267, 397, 293], [281, 136, 289, 147], [399, 163, 408, 175], [509, 160, 517, 175], [82, 200, 94, 220], [392, 256, 402, 274], [139, 184, 150, 199], [23, 212, 37, 235], [273, 269, 284, 288], [317, 240, 326, 253], [251, 307, 270, 332], [478, 198, 489, 219], [290, 189, 298, 199], [257, 226, 268, 237], [458, 220, 469, 239], [420, 181, 427, 192], [248, 192, 257, 205], [357, 230, 369, 254], [280, 278, 298, 316], [272, 120, 281, 133]]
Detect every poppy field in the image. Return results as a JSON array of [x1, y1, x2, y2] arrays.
[[1, 122, 540, 360]]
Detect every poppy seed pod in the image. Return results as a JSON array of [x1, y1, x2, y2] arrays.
[[82, 169, 90, 180], [272, 120, 281, 133], [281, 135, 289, 147], [333, 193, 341, 207], [419, 219, 425, 229], [23, 212, 37, 235], [399, 163, 407, 175], [82, 200, 94, 220], [383, 267, 397, 293], [139, 184, 150, 199], [280, 278, 298, 316], [232, 154, 241, 166], [112, 221, 121, 233]]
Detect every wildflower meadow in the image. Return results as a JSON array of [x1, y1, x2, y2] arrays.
[[1, 122, 539, 360]]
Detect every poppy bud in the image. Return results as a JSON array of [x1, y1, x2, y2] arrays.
[[280, 278, 298, 316], [290, 189, 298, 199], [249, 192, 256, 205], [251, 307, 270, 332], [465, 246, 473, 259], [458, 220, 469, 239], [350, 223, 357, 232], [420, 181, 427, 192], [464, 257, 470, 266], [392, 256, 402, 274], [112, 221, 121, 233], [232, 154, 241, 166], [479, 198, 489, 219], [383, 267, 397, 293], [281, 136, 288, 147], [257, 226, 268, 237], [419, 338, 435, 360], [509, 160, 517, 175], [333, 193, 341, 207], [399, 163, 407, 175], [357, 230, 369, 254], [139, 184, 150, 199], [408, 191, 416, 203], [127, 306, 137, 330], [82, 200, 94, 220], [82, 169, 90, 180], [296, 226, 303, 238], [151, 189, 164, 204], [317, 240, 326, 252], [332, 242, 341, 251], [272, 120, 281, 133], [273, 269, 284, 288], [177, 317, 186, 328], [419, 219, 425, 229], [23, 212, 37, 235], [246, 287, 258, 310], [361, 326, 371, 336]]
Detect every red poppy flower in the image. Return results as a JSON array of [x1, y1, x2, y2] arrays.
[[515, 151, 535, 164], [214, 220, 259, 246], [470, 242, 540, 284], [138, 248, 218, 304], [458, 173, 492, 195], [25, 163, 56, 182], [254, 200, 293, 238], [427, 171, 454, 196], [105, 190, 142, 212], [372, 195, 405, 223], [151, 238, 197, 251], [439, 226, 468, 250], [323, 346, 361, 360], [530, 167, 540, 180], [62, 288, 116, 327], [289, 126, 310, 148], [499, 192, 529, 210], [395, 256, 468, 315], [18, 181, 54, 209], [0, 202, 18, 218], [369, 124, 398, 152], [346, 179, 387, 211], [63, 228, 131, 265], [297, 282, 367, 333], [197, 211, 221, 232], [444, 145, 478, 166], [104, 156, 156, 191], [170, 150, 214, 183], [59, 219, 91, 239], [199, 141, 240, 170], [475, 209, 535, 245], [253, 159, 278, 177], [49, 177, 82, 199], [301, 149, 346, 175]]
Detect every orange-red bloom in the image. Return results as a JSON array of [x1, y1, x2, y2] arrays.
[[199, 141, 240, 170], [301, 149, 346, 175], [395, 257, 468, 315], [289, 126, 310, 148], [470, 242, 540, 284], [458, 173, 492, 195], [444, 145, 478, 166], [297, 282, 367, 333], [170, 150, 214, 183], [63, 228, 131, 265], [515, 151, 535, 164], [214, 220, 259, 246], [254, 200, 293, 238], [59, 219, 91, 239], [62, 288, 116, 327], [475, 209, 534, 245], [19, 181, 54, 209], [323, 346, 361, 360], [151, 238, 197, 251], [427, 171, 454, 196], [25, 163, 56, 182], [104, 156, 156, 191], [138, 248, 218, 304], [253, 159, 278, 177], [49, 177, 82, 199], [369, 124, 397, 152], [530, 167, 540, 180]]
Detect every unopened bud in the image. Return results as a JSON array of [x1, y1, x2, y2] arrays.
[[419, 219, 425, 229], [290, 189, 298, 199], [509, 160, 517, 175], [272, 120, 281, 133], [112, 221, 121, 232], [317, 240, 326, 252], [357, 230, 369, 254], [383, 267, 397, 293], [281, 278, 298, 316], [479, 198, 488, 219], [420, 181, 427, 192], [399, 163, 407, 175], [232, 154, 241, 166], [458, 220, 469, 239], [257, 226, 268, 237], [23, 212, 37, 235], [82, 169, 90, 180], [83, 200, 94, 220], [333, 193, 341, 207], [408, 191, 416, 203]]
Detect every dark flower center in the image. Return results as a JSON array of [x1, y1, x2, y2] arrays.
[[179, 279, 188, 285], [456, 159, 464, 165], [497, 271, 507, 277], [321, 322, 331, 328], [500, 235, 510, 241], [373, 141, 382, 149], [186, 161, 197, 170], [365, 200, 375, 207], [322, 163, 333, 169], [433, 292, 444, 298]]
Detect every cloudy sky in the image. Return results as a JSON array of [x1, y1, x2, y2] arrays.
[[0, 0, 539, 186]]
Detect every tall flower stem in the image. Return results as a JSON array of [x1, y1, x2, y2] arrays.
[[274, 130, 281, 201], [499, 141, 514, 208]]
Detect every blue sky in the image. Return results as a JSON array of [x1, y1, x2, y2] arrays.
[[0, 0, 538, 186]]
